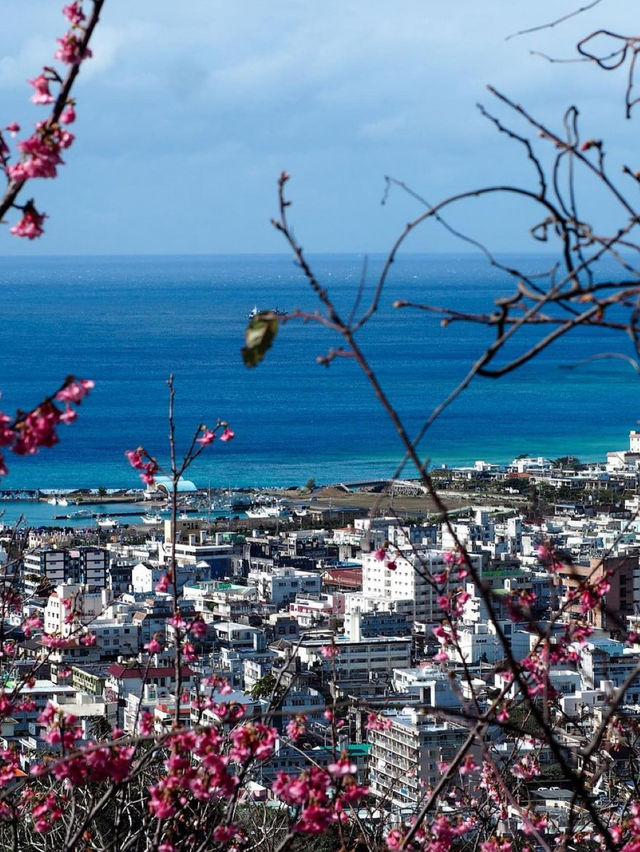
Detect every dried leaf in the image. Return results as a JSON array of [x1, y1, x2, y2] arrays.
[[241, 313, 279, 368]]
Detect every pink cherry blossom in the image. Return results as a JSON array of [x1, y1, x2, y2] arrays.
[[155, 573, 170, 593], [459, 755, 478, 775], [10, 206, 46, 239], [365, 712, 392, 731], [197, 427, 215, 445], [182, 642, 198, 662], [496, 704, 510, 723], [140, 463, 157, 485], [63, 2, 85, 25], [56, 378, 94, 403], [55, 32, 92, 65], [327, 757, 357, 777], [125, 449, 145, 470], [286, 715, 307, 742], [125, 448, 158, 485], [41, 633, 70, 649], [59, 404, 77, 423], [60, 104, 76, 124], [6, 124, 73, 182], [319, 644, 339, 659], [219, 426, 235, 442], [28, 73, 55, 105], [386, 829, 404, 850], [189, 617, 207, 638]]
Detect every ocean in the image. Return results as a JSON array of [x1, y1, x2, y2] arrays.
[[0, 252, 637, 493]]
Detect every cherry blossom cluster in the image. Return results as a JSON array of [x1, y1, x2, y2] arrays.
[[125, 448, 159, 485], [197, 423, 235, 446], [189, 692, 244, 724], [385, 813, 476, 852], [144, 722, 281, 833], [32, 702, 132, 793], [365, 711, 393, 732], [0, 376, 93, 478], [320, 642, 340, 659], [510, 752, 541, 781], [29, 791, 65, 834], [286, 714, 307, 742], [273, 754, 367, 835], [147, 726, 237, 821], [157, 613, 209, 666], [373, 542, 399, 571], [432, 623, 458, 664], [536, 542, 614, 617], [126, 422, 234, 486], [2, 2, 97, 240]]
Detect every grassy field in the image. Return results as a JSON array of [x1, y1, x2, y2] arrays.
[[276, 485, 528, 517]]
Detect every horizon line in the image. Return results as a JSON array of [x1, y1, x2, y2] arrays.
[[0, 249, 579, 261]]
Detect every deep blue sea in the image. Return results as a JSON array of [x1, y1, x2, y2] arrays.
[[0, 252, 637, 492]]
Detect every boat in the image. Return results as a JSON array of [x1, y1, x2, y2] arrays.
[[245, 503, 288, 519], [46, 495, 69, 506], [71, 509, 92, 519], [141, 513, 163, 525], [248, 306, 287, 321], [97, 517, 118, 529]]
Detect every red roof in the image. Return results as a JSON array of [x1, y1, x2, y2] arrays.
[[323, 568, 362, 589]]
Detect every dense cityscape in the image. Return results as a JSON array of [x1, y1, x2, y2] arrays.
[[3, 429, 640, 842]]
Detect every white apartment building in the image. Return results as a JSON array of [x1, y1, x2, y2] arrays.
[[292, 632, 412, 683], [391, 668, 462, 706], [560, 681, 614, 718], [51, 691, 118, 733], [212, 622, 266, 651], [455, 623, 502, 665], [44, 584, 112, 637], [183, 580, 258, 621], [369, 709, 469, 809], [441, 509, 495, 551], [23, 548, 66, 596], [159, 520, 234, 570], [248, 566, 322, 606], [131, 561, 198, 594], [357, 548, 450, 624], [289, 593, 341, 627]]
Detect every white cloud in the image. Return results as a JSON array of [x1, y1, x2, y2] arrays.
[[1, 0, 638, 253], [359, 114, 410, 140], [0, 35, 55, 87]]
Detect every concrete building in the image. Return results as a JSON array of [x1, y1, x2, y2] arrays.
[[555, 553, 637, 631], [369, 709, 469, 808], [289, 593, 342, 628], [22, 547, 109, 596], [358, 549, 446, 624], [289, 620, 411, 685], [248, 566, 322, 607], [44, 584, 113, 637]]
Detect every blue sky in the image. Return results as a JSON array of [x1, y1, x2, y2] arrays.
[[0, 0, 637, 255]]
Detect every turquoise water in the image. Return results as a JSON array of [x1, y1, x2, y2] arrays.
[[0, 253, 637, 490], [0, 499, 236, 529]]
